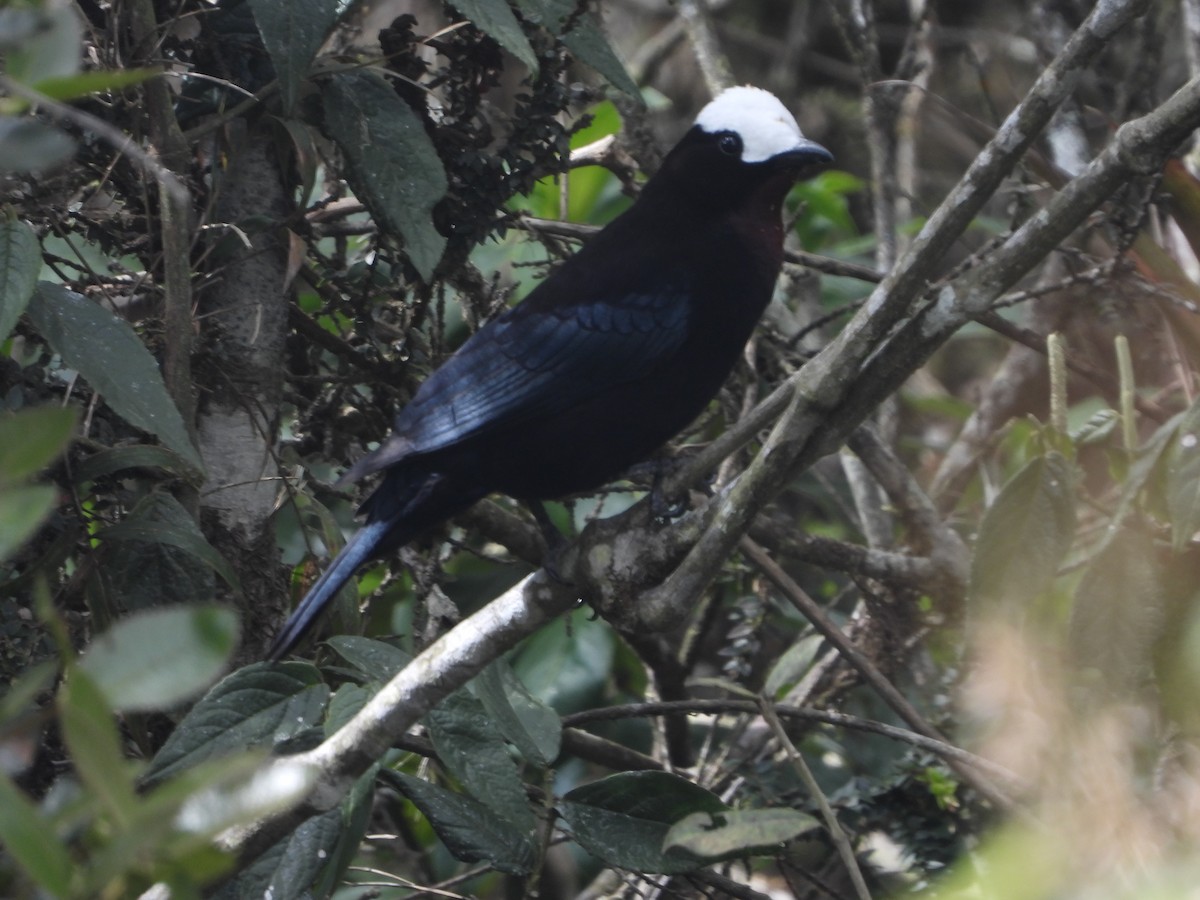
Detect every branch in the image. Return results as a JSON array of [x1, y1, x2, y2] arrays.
[[221, 572, 577, 863]]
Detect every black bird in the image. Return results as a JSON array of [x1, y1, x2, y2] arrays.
[[269, 86, 832, 660]]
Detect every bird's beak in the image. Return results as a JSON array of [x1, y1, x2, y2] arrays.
[[774, 139, 834, 175]]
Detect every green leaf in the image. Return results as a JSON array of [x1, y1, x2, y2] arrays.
[[0, 484, 56, 562], [5, 3, 81, 86], [451, 0, 538, 74], [1068, 524, 1163, 693], [0, 405, 75, 487], [79, 604, 239, 712], [512, 607, 614, 713], [145, 662, 328, 784], [322, 72, 448, 281], [97, 492, 238, 590], [559, 772, 726, 874], [247, 0, 340, 115], [764, 633, 825, 699], [1166, 398, 1200, 552], [26, 283, 203, 470], [427, 690, 536, 832], [475, 660, 562, 768], [562, 15, 640, 99], [380, 769, 536, 875], [663, 808, 821, 860], [326, 634, 413, 681], [324, 682, 372, 736], [0, 117, 75, 173], [0, 772, 75, 896], [58, 669, 139, 821], [0, 217, 40, 344], [32, 68, 160, 102], [968, 452, 1076, 616], [260, 807, 343, 898]]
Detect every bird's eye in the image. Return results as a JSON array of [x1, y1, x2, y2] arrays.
[[717, 132, 742, 157]]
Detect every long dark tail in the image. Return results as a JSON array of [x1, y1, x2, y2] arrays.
[[268, 470, 483, 661]]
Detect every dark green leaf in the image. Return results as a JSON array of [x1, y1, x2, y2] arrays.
[[562, 15, 640, 99], [663, 808, 821, 860], [327, 634, 412, 681], [27, 283, 203, 469], [475, 660, 562, 768], [58, 669, 138, 819], [98, 492, 238, 590], [74, 444, 199, 484], [380, 769, 536, 875], [1068, 524, 1163, 693], [247, 0, 340, 115], [145, 662, 328, 784], [79, 604, 239, 712], [0, 217, 40, 344], [451, 0, 538, 73], [324, 682, 372, 736], [322, 72, 447, 281], [0, 484, 56, 562], [511, 0, 573, 32], [427, 690, 536, 831], [0, 406, 74, 486], [968, 452, 1076, 616], [262, 807, 343, 898], [559, 771, 726, 874], [0, 772, 74, 895], [1166, 398, 1200, 552], [0, 118, 75, 173]]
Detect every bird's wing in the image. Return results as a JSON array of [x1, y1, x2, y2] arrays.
[[341, 288, 689, 483]]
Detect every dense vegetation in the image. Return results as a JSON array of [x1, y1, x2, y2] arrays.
[[4, 0, 1200, 896]]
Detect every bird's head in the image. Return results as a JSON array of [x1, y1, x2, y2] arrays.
[[649, 86, 833, 214]]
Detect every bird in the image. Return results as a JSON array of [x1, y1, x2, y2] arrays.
[[269, 85, 832, 660]]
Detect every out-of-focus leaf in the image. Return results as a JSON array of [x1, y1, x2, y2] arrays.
[[33, 68, 160, 102], [145, 662, 327, 784], [475, 660, 562, 768], [97, 492, 238, 590], [511, 0, 573, 32], [1166, 397, 1200, 552], [559, 771, 725, 874], [562, 15, 640, 99], [451, 0, 538, 74], [0, 484, 56, 562], [380, 769, 536, 875], [58, 669, 138, 820], [427, 690, 536, 831], [663, 808, 821, 860], [1068, 524, 1163, 693], [764, 634, 824, 699], [0, 772, 74, 896], [26, 283, 203, 470], [0, 118, 75, 173], [247, 0, 339, 115], [322, 71, 447, 281], [1071, 407, 1119, 447], [1162, 158, 1200, 261], [512, 607, 614, 713], [79, 604, 239, 712], [0, 406, 75, 486], [968, 452, 1076, 616], [5, 3, 81, 86], [0, 217, 40, 344]]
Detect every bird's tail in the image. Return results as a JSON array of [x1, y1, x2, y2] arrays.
[[267, 515, 393, 661], [268, 470, 482, 661]]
